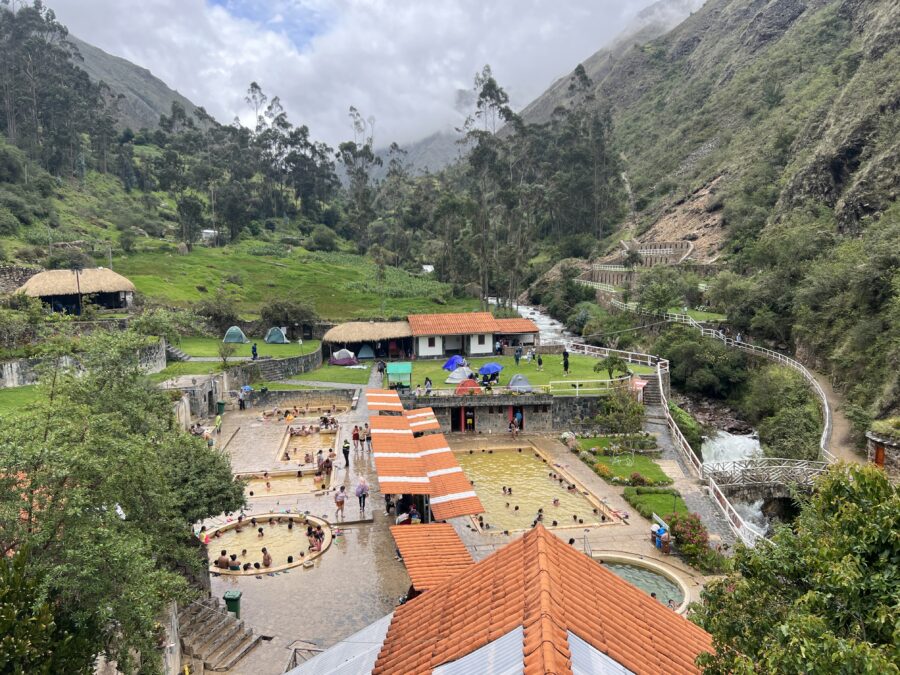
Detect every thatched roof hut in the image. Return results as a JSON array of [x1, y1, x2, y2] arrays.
[[322, 321, 413, 360], [17, 268, 136, 297], [322, 321, 412, 343], [16, 268, 136, 313]]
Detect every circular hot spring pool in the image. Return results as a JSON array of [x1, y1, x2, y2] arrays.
[[600, 561, 685, 607]]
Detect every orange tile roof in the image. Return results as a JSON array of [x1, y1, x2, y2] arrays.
[[370, 420, 483, 519], [373, 525, 713, 674], [390, 524, 474, 591], [403, 407, 442, 432], [494, 317, 540, 334], [407, 312, 498, 337], [366, 389, 404, 412]]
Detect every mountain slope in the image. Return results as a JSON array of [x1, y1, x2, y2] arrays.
[[68, 35, 201, 130], [518, 0, 705, 126]]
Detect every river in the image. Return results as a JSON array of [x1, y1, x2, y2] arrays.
[[703, 430, 769, 530], [488, 298, 576, 343]]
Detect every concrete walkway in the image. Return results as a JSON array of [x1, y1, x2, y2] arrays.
[[645, 407, 737, 550]]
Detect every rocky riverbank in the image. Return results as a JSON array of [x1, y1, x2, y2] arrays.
[[673, 393, 754, 436]]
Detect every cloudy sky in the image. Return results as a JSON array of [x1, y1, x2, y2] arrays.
[[50, 0, 664, 147]]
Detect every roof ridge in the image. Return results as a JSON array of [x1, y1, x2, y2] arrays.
[[525, 526, 573, 674]]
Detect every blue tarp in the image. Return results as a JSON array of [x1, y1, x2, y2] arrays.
[[443, 355, 464, 371], [478, 362, 503, 375]]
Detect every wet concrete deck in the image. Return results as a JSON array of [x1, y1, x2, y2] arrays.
[[204, 379, 709, 674]]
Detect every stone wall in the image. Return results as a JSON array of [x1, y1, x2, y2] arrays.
[[551, 396, 607, 429], [250, 388, 354, 409], [865, 431, 900, 478], [402, 393, 556, 433], [0, 338, 166, 388], [0, 265, 39, 294], [223, 346, 323, 387]]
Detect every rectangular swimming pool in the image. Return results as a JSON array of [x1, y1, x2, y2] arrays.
[[456, 446, 609, 532]]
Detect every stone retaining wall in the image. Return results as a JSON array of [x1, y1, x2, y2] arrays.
[[250, 388, 354, 409], [0, 265, 40, 294], [223, 346, 323, 386], [865, 431, 899, 477], [0, 337, 166, 388]]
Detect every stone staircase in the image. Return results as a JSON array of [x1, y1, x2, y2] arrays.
[[166, 344, 192, 362], [641, 377, 663, 407], [178, 597, 261, 673]]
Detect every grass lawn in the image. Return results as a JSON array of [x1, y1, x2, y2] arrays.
[[623, 488, 689, 519], [0, 386, 42, 414], [256, 381, 321, 391], [578, 437, 614, 452], [668, 307, 727, 322], [115, 244, 479, 321], [411, 354, 656, 392], [287, 364, 371, 385], [179, 337, 320, 358], [148, 362, 226, 384], [592, 454, 671, 484]]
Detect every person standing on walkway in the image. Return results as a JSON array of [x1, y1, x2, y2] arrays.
[[334, 486, 347, 520], [352, 425, 360, 451], [342, 438, 351, 468], [562, 349, 569, 377], [251, 343, 258, 360], [238, 389, 245, 410], [214, 413, 223, 435], [356, 477, 369, 513], [364, 424, 372, 452]]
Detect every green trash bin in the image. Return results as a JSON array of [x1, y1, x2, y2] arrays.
[[216, 400, 226, 415], [223, 590, 241, 618]]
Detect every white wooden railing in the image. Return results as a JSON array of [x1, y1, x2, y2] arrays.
[[596, 296, 834, 464], [548, 333, 827, 548]]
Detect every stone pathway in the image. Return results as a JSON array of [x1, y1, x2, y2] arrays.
[[280, 379, 362, 390], [208, 376, 409, 675], [644, 409, 737, 550]]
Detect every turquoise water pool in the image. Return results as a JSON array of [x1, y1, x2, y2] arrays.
[[602, 561, 684, 606]]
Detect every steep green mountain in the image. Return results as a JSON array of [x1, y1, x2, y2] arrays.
[[522, 0, 899, 419], [518, 0, 705, 126], [68, 35, 200, 131]]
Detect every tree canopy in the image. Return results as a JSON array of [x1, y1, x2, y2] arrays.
[[0, 331, 244, 672], [692, 464, 900, 673]]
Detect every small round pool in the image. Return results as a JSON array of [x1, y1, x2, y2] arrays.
[[601, 561, 684, 606]]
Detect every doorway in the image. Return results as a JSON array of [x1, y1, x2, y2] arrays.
[[510, 405, 524, 431]]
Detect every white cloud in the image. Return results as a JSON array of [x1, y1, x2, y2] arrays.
[[49, 0, 660, 147]]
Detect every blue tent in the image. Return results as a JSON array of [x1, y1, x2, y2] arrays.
[[443, 355, 464, 371], [478, 362, 503, 376], [358, 344, 375, 359]]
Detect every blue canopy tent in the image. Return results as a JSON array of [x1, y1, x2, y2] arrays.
[[443, 355, 464, 371]]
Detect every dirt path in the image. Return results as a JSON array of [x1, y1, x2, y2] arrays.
[[809, 370, 865, 464]]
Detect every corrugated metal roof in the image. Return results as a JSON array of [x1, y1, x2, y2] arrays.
[[286, 613, 393, 675], [433, 626, 524, 675], [569, 631, 635, 675]]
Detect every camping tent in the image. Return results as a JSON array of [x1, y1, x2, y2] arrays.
[[455, 378, 481, 395], [264, 326, 289, 344], [445, 366, 474, 384], [223, 326, 249, 343], [442, 355, 464, 371], [329, 348, 358, 366], [478, 362, 503, 376], [358, 344, 375, 359], [508, 374, 533, 393]]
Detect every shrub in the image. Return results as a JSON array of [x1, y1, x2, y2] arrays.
[[668, 511, 729, 573], [0, 206, 19, 235], [593, 463, 613, 479], [630, 472, 648, 486], [307, 224, 338, 252]]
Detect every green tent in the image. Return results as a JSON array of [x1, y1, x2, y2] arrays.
[[264, 326, 289, 344], [386, 361, 412, 388], [223, 325, 249, 343]]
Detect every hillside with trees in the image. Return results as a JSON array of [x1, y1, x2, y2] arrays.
[[1, 0, 898, 425]]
